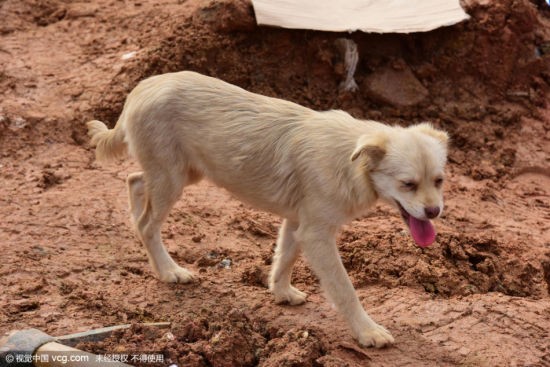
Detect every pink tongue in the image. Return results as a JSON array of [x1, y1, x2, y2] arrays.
[[408, 216, 436, 247]]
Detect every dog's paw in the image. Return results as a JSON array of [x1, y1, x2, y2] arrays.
[[272, 285, 308, 305], [357, 324, 394, 348], [158, 266, 195, 283]]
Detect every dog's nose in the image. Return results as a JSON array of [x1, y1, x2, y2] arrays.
[[424, 206, 440, 219]]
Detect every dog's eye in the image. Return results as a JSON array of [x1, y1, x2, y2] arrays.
[[402, 181, 418, 191], [435, 177, 444, 188]]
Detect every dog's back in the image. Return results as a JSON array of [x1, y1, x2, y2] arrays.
[[90, 71, 381, 220]]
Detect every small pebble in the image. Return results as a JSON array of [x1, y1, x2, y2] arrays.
[[220, 258, 231, 269]]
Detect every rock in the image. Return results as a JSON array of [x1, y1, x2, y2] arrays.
[[197, 0, 256, 33], [363, 64, 428, 107], [219, 258, 232, 269], [8, 299, 40, 314], [241, 264, 268, 287]]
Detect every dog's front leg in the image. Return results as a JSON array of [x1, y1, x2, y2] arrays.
[[296, 221, 394, 348]]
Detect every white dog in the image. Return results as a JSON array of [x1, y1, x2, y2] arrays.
[[87, 71, 448, 348]]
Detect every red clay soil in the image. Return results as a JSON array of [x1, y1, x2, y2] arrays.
[[1, 0, 549, 366]]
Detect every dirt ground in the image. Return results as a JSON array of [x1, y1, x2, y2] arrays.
[[1, 0, 549, 366]]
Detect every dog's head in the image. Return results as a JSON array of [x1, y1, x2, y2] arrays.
[[351, 123, 449, 247]]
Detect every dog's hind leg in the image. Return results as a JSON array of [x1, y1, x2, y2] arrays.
[[129, 168, 195, 283], [128, 172, 146, 224], [269, 219, 307, 305]]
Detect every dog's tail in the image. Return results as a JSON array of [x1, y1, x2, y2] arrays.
[[86, 119, 127, 161]]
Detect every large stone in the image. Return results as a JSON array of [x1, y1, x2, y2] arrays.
[[363, 64, 429, 107]]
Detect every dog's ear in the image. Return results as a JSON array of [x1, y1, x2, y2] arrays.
[[350, 133, 387, 167], [412, 123, 449, 146]]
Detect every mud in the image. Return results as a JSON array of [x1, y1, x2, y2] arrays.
[[1, 0, 549, 366]]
